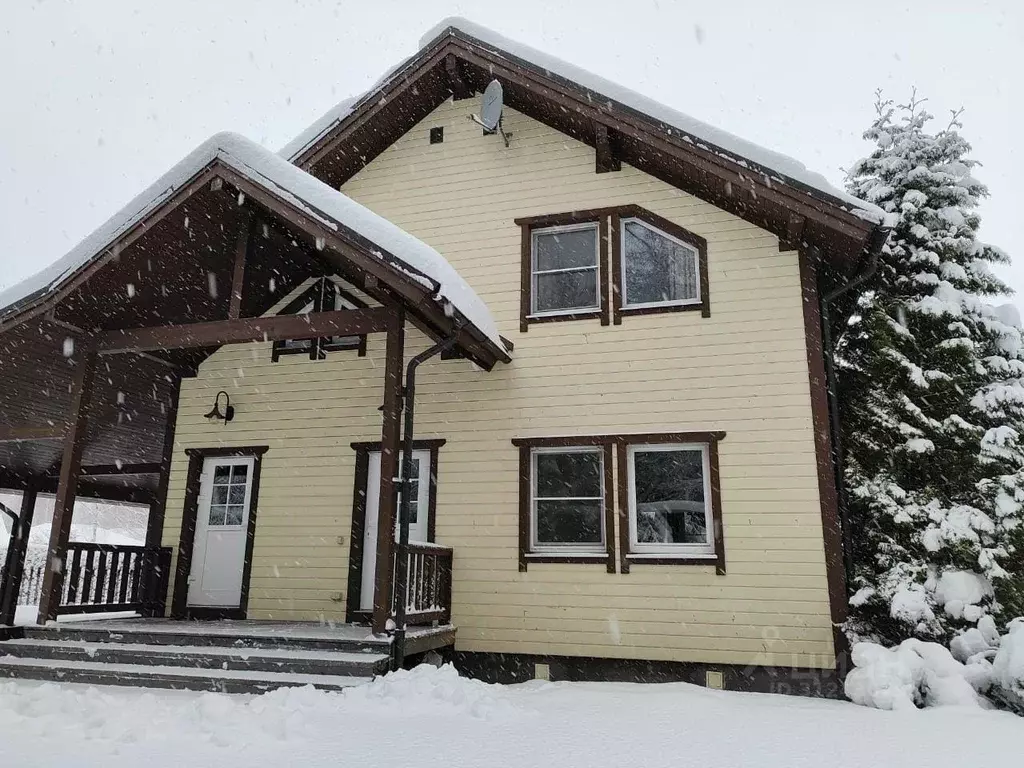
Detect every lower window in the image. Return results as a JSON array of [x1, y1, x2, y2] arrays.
[[531, 446, 606, 554], [627, 443, 714, 557]]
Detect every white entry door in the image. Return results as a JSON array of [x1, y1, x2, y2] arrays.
[[187, 456, 255, 608], [359, 449, 431, 611]]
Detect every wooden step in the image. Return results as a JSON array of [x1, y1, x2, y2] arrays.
[[0, 638, 389, 677], [0, 655, 371, 693], [18, 621, 391, 654]]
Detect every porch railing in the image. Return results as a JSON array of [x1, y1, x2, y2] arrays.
[[399, 542, 453, 625], [58, 543, 172, 617]]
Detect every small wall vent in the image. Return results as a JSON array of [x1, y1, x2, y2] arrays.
[[429, 127, 444, 144]]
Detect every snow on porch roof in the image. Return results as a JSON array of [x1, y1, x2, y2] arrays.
[[280, 17, 887, 226], [0, 132, 506, 353]]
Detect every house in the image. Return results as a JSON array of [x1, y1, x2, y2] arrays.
[[0, 18, 889, 695]]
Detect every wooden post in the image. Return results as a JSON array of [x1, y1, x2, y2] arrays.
[[228, 212, 254, 320], [145, 376, 181, 550], [37, 346, 96, 624], [372, 309, 405, 634], [0, 486, 37, 625]]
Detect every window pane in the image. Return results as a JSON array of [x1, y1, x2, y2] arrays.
[[213, 465, 231, 483], [231, 465, 249, 483], [534, 270, 598, 313], [211, 485, 228, 505], [228, 485, 246, 505], [208, 505, 227, 526], [623, 220, 698, 306], [536, 500, 602, 544], [536, 451, 602, 497], [225, 506, 244, 526], [633, 449, 708, 544], [534, 227, 597, 272]]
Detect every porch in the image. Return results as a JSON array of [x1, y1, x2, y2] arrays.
[[0, 615, 455, 693], [0, 135, 508, 676]]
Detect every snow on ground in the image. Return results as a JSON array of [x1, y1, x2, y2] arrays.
[[0, 664, 1019, 768]]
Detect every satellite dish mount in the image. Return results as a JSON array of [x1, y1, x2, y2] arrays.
[[470, 79, 512, 148]]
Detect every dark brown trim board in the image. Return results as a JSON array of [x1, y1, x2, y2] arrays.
[[514, 433, 726, 576], [270, 277, 368, 362], [170, 445, 269, 620], [798, 249, 850, 664], [449, 650, 843, 699], [347, 439, 446, 623]]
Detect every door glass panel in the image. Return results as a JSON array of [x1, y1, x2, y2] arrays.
[[208, 462, 250, 528], [209, 505, 227, 526]]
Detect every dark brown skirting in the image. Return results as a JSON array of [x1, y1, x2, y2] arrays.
[[448, 650, 845, 699]]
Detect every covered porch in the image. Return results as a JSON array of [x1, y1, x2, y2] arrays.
[[0, 134, 510, 665]]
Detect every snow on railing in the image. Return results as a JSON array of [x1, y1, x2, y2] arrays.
[[400, 542, 453, 625]]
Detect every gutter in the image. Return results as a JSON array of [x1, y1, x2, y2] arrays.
[[820, 226, 889, 592], [391, 319, 463, 671]]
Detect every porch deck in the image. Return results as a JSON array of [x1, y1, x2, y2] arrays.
[[0, 616, 456, 693], [21, 617, 457, 656]]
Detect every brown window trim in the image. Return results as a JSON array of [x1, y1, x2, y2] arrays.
[[615, 432, 726, 575], [271, 277, 368, 362], [611, 205, 710, 324], [346, 438, 446, 624], [515, 210, 610, 332], [170, 445, 269, 620], [516, 206, 710, 332], [512, 432, 726, 576], [512, 436, 616, 573]]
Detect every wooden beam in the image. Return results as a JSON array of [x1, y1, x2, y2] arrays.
[[0, 426, 66, 443], [96, 306, 391, 354], [38, 347, 96, 624], [780, 213, 807, 252], [372, 309, 405, 634], [228, 211, 254, 319], [594, 123, 621, 173], [445, 53, 473, 100]]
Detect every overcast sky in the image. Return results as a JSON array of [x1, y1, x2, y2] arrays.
[[1, 1, 1020, 304]]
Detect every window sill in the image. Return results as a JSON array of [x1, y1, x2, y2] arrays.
[[622, 552, 725, 575], [525, 552, 608, 562], [618, 302, 707, 319], [524, 309, 603, 327]]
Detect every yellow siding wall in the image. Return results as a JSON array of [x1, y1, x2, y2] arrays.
[[162, 98, 836, 669]]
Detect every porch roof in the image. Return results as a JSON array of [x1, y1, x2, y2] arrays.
[[0, 132, 508, 359]]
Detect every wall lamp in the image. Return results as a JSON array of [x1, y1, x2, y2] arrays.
[[204, 390, 235, 423]]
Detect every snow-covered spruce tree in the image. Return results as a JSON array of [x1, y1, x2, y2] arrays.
[[839, 92, 1024, 645]]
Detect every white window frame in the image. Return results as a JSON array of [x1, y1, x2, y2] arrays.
[[619, 217, 701, 310], [530, 445, 606, 555], [530, 222, 601, 317], [626, 442, 715, 558]]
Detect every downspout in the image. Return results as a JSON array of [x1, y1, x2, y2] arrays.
[[392, 318, 463, 671], [819, 226, 887, 592]]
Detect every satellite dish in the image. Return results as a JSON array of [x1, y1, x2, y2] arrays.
[[470, 79, 512, 147], [480, 80, 504, 132]]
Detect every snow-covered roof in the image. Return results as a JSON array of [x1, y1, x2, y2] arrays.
[[0, 132, 504, 352], [282, 17, 887, 226]]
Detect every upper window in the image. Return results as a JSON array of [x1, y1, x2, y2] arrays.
[[530, 446, 606, 554], [626, 443, 714, 557], [620, 218, 700, 309], [531, 223, 600, 316], [272, 278, 366, 361]]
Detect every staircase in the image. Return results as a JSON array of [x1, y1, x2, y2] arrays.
[[0, 620, 392, 694]]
